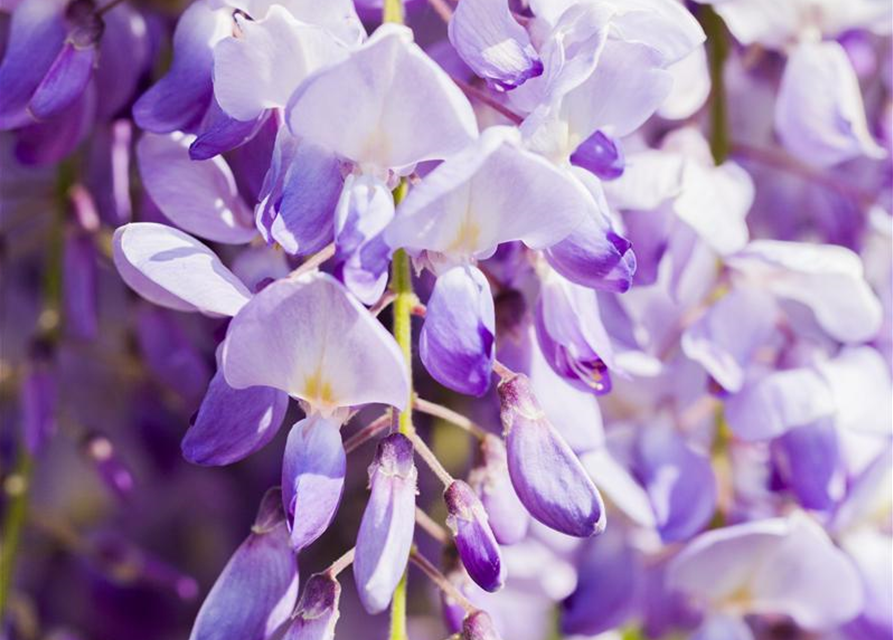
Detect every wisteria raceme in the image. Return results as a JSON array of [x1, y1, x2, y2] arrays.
[[0, 0, 890, 639]]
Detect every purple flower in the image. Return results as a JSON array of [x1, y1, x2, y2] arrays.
[[498, 374, 606, 537], [445, 480, 505, 592], [462, 610, 503, 640], [468, 435, 529, 545], [353, 433, 417, 614]]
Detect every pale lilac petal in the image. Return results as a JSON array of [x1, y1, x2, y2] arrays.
[[288, 24, 477, 170], [725, 367, 836, 441], [189, 489, 300, 640], [182, 368, 289, 466], [0, 0, 66, 130], [776, 41, 885, 167], [222, 273, 409, 412], [353, 434, 417, 614], [387, 127, 590, 261], [447, 0, 543, 91], [212, 6, 347, 122], [281, 414, 346, 551], [659, 46, 711, 120], [133, 0, 231, 133], [604, 0, 705, 65], [498, 374, 605, 537], [728, 240, 883, 343], [113, 222, 252, 317], [28, 42, 96, 121], [137, 132, 257, 244], [681, 286, 777, 393], [420, 265, 495, 397]]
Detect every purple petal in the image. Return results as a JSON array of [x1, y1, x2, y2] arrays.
[[93, 2, 151, 119], [561, 525, 639, 635], [468, 435, 529, 545], [498, 374, 605, 537], [447, 0, 543, 91], [281, 415, 346, 551], [14, 85, 95, 165], [137, 132, 257, 244], [544, 194, 636, 292], [353, 433, 417, 614], [691, 615, 755, 640], [21, 352, 57, 456], [282, 573, 341, 640], [334, 174, 394, 304], [771, 420, 844, 511], [28, 42, 96, 121], [0, 0, 66, 130], [189, 489, 299, 640], [420, 265, 495, 397], [569, 130, 625, 180], [635, 426, 716, 542], [256, 131, 341, 256], [190, 99, 270, 161], [445, 480, 505, 592], [133, 0, 230, 133], [81, 432, 135, 500], [182, 368, 289, 466], [62, 229, 98, 340]]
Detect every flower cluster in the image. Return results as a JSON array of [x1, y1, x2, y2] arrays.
[[0, 0, 890, 640]]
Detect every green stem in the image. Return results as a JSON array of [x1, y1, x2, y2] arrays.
[[389, 572, 409, 640], [390, 183, 413, 437], [701, 5, 729, 165], [0, 452, 34, 626], [389, 180, 412, 640]]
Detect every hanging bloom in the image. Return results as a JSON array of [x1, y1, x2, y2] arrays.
[[386, 125, 592, 395], [444, 480, 505, 592], [497, 374, 606, 537], [353, 434, 418, 614], [286, 22, 478, 302], [189, 488, 300, 640]]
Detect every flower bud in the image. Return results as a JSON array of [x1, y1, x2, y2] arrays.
[[353, 434, 417, 614], [189, 488, 299, 640], [445, 480, 505, 592], [21, 341, 57, 456], [282, 573, 341, 640], [462, 611, 503, 640], [469, 435, 529, 545], [81, 432, 134, 500], [498, 375, 606, 538]]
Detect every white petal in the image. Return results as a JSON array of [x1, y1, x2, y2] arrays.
[[113, 222, 252, 317], [213, 6, 348, 122], [222, 272, 409, 412], [287, 24, 478, 171]]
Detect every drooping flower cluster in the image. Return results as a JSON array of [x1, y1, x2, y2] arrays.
[[0, 0, 890, 639]]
